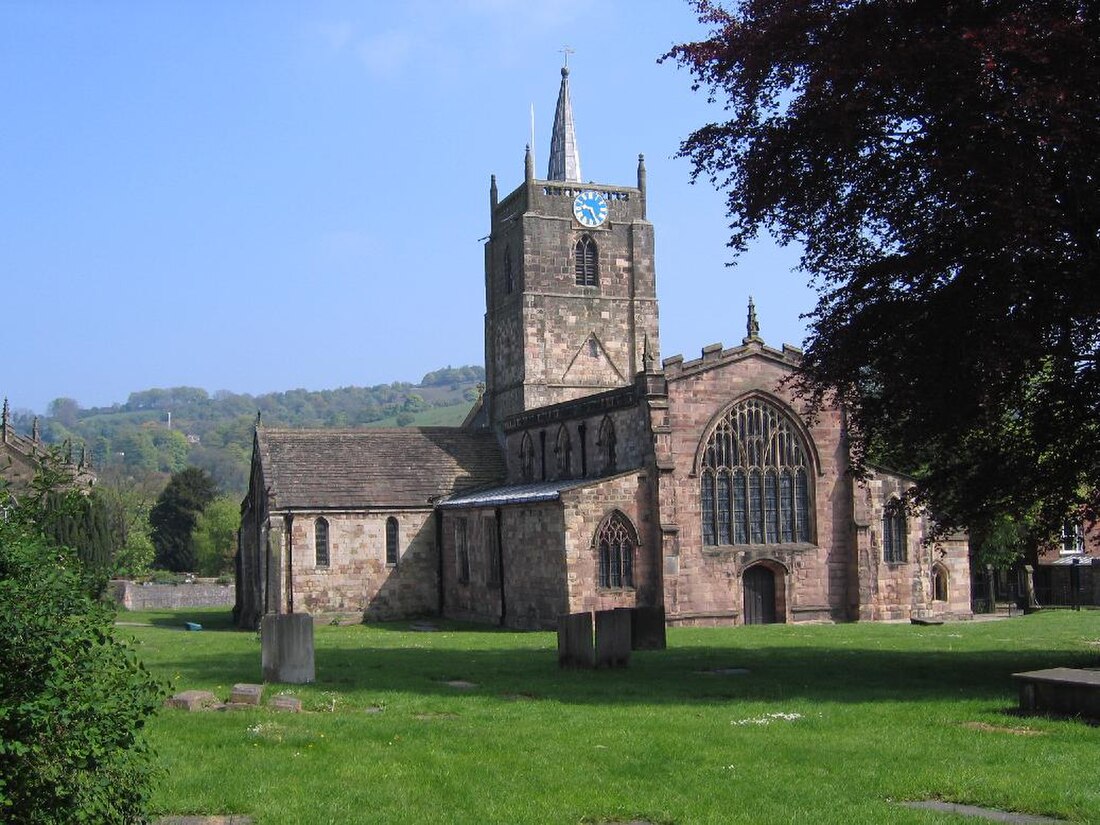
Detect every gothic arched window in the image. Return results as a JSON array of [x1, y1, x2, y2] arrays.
[[931, 563, 948, 601], [883, 502, 907, 563], [597, 416, 617, 473], [699, 397, 812, 546], [520, 432, 534, 482], [315, 517, 330, 567], [385, 516, 399, 566], [595, 511, 635, 589], [575, 235, 598, 287], [555, 425, 573, 478]]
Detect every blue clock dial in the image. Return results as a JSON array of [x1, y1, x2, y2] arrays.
[[573, 190, 609, 228]]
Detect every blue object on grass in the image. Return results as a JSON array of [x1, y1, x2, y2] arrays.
[[185, 621, 203, 631]]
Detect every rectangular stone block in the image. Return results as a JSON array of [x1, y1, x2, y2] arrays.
[[230, 683, 263, 705], [629, 605, 666, 650], [262, 613, 315, 684], [595, 608, 630, 668], [557, 611, 594, 669]]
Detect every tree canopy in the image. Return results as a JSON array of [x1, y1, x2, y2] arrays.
[[149, 467, 217, 572], [667, 0, 1100, 544]]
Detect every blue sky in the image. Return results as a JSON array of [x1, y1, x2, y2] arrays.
[[2, 1, 811, 416]]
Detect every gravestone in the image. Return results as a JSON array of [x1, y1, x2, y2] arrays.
[[596, 609, 631, 668], [629, 605, 667, 650], [557, 611, 594, 668], [261, 613, 315, 684], [165, 690, 221, 712], [230, 683, 263, 705]]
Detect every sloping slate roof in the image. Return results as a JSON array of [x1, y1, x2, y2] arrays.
[[257, 427, 505, 510]]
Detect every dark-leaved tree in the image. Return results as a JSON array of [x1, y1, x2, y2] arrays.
[[667, 0, 1100, 547], [150, 466, 217, 572]]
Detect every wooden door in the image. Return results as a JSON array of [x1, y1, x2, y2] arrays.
[[743, 565, 777, 625]]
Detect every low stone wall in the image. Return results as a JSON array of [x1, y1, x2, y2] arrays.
[[110, 579, 235, 611]]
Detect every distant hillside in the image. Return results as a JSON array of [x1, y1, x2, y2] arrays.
[[8, 365, 484, 494]]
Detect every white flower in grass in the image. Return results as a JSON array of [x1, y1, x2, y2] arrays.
[[731, 711, 804, 726]]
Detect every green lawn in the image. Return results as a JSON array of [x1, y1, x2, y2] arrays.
[[121, 609, 1100, 824]]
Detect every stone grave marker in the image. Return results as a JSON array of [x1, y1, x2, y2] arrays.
[[596, 609, 631, 668], [557, 611, 595, 668], [628, 605, 667, 650], [261, 613, 315, 684]]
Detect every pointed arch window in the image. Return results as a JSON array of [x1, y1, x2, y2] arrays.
[[883, 502, 907, 563], [520, 432, 535, 482], [575, 235, 598, 287], [385, 517, 399, 566], [595, 512, 635, 589], [931, 563, 948, 601], [315, 517, 330, 567], [700, 397, 812, 547], [597, 416, 617, 474], [555, 425, 573, 478]]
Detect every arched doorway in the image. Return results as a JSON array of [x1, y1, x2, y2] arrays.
[[743, 564, 783, 625]]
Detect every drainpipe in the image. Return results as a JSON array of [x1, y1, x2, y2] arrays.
[[285, 513, 294, 614], [496, 507, 507, 627], [435, 508, 445, 617]]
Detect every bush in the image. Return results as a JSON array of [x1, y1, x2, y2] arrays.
[[0, 528, 164, 823]]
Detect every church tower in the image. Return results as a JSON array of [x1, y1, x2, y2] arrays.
[[483, 65, 660, 428]]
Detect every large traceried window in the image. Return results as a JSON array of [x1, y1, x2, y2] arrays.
[[700, 397, 812, 547], [315, 517, 330, 567], [596, 511, 635, 589], [575, 235, 598, 287]]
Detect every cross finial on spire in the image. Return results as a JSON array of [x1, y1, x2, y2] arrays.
[[744, 296, 762, 344], [559, 45, 574, 68]]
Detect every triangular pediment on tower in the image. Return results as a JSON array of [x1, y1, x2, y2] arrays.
[[560, 333, 626, 387]]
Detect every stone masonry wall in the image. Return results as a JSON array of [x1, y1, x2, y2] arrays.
[[660, 343, 852, 624], [286, 509, 438, 620], [853, 470, 972, 620], [501, 389, 650, 485], [559, 471, 657, 616], [443, 502, 569, 630], [111, 580, 235, 611]]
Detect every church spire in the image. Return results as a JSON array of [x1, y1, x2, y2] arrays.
[[547, 64, 582, 182]]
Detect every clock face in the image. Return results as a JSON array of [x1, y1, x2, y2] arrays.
[[572, 190, 609, 228]]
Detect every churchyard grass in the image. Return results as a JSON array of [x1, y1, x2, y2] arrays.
[[121, 609, 1100, 824]]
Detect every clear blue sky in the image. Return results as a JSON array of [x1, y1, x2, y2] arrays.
[[2, 0, 811, 416]]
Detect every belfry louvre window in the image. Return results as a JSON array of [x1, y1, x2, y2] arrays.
[[597, 513, 634, 589], [700, 398, 812, 546], [575, 235, 598, 286], [883, 504, 907, 563], [315, 517, 330, 567]]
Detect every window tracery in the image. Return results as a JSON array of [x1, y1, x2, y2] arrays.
[[596, 512, 635, 589], [700, 397, 812, 546], [575, 235, 598, 287]]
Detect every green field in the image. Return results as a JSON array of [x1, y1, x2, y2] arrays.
[[123, 609, 1100, 824]]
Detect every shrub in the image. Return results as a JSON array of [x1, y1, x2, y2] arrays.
[[0, 528, 164, 823]]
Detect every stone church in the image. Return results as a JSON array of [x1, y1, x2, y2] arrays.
[[235, 67, 972, 631]]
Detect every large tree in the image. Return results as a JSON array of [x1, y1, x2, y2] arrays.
[[150, 467, 217, 572], [667, 0, 1100, 546]]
